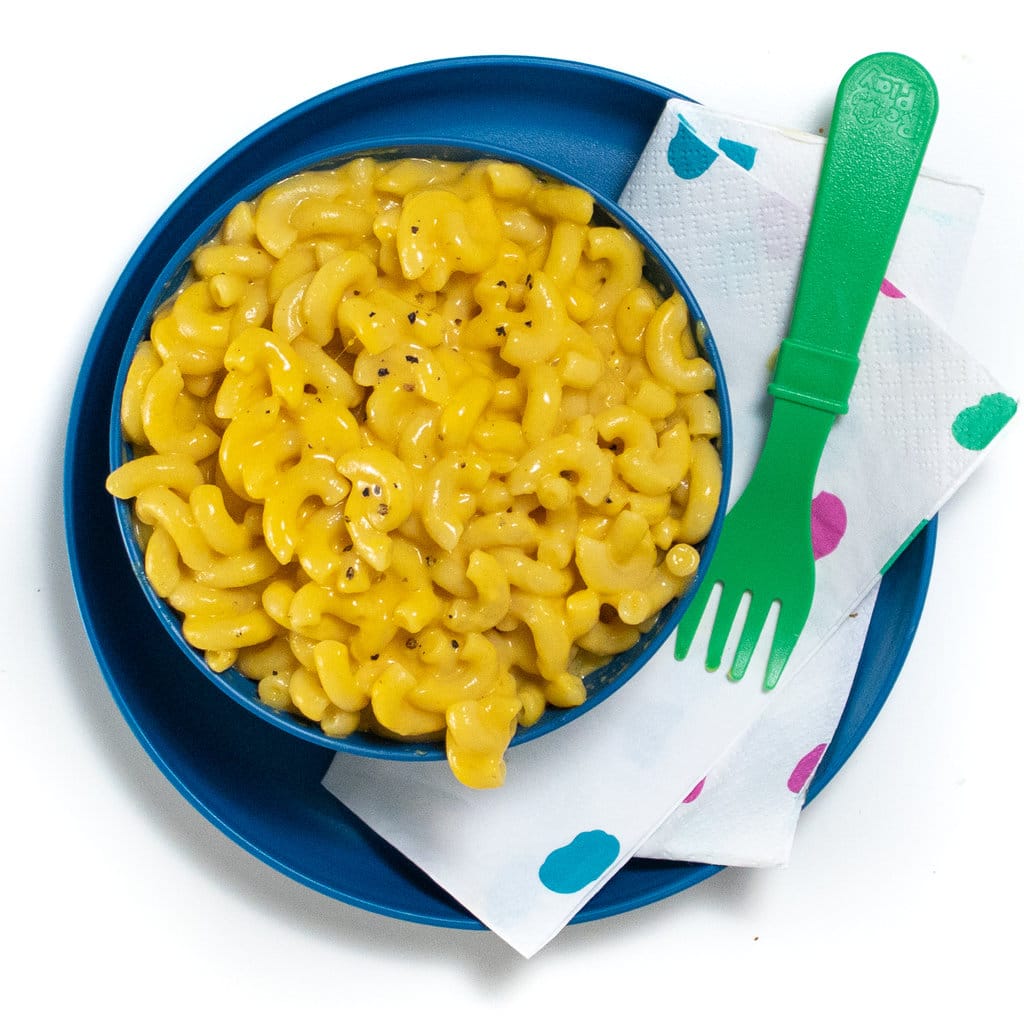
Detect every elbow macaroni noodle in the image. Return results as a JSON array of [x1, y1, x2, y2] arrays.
[[107, 155, 722, 789]]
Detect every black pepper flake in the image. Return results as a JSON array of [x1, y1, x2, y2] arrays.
[[410, 225, 419, 234], [525, 273, 533, 287], [451, 639, 459, 649], [362, 487, 370, 497], [377, 367, 389, 377], [377, 503, 389, 517], [373, 484, 382, 496], [497, 279, 506, 287], [343, 544, 353, 552], [345, 566, 356, 580], [405, 354, 419, 363], [368, 311, 376, 317], [370, 653, 380, 660], [525, 320, 533, 327], [407, 311, 417, 324], [605, 496, 613, 503], [495, 325, 507, 336], [425, 555, 436, 566], [405, 637, 418, 649]]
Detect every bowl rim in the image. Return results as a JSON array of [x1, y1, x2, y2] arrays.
[[106, 135, 734, 760]]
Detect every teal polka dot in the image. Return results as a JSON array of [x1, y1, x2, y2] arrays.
[[718, 137, 757, 170], [667, 116, 718, 179], [538, 830, 621, 894], [952, 392, 1017, 451]]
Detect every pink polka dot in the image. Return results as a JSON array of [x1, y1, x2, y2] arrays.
[[811, 491, 847, 560], [787, 744, 828, 793], [880, 278, 905, 298], [683, 777, 706, 803]]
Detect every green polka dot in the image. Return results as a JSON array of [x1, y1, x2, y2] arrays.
[[952, 393, 1017, 451]]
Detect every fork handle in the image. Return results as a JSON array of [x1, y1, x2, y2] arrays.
[[769, 52, 939, 416]]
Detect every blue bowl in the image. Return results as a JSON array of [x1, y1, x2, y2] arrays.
[[105, 136, 733, 761]]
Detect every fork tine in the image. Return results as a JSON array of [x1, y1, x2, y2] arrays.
[[763, 641, 795, 693], [762, 601, 810, 691], [674, 574, 718, 660], [727, 593, 776, 682], [705, 583, 747, 673]]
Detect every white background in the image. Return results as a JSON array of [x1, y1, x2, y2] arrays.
[[3, 1, 1020, 1019]]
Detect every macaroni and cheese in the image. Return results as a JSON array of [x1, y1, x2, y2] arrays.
[[107, 155, 722, 788]]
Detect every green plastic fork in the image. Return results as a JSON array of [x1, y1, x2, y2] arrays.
[[675, 52, 939, 690]]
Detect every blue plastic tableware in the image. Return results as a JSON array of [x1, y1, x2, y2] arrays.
[[65, 55, 936, 929], [104, 138, 733, 761]]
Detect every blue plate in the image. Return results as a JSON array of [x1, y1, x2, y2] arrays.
[[64, 55, 935, 929]]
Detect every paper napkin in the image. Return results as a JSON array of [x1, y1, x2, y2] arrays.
[[321, 99, 1016, 957], [626, 100, 1001, 864]]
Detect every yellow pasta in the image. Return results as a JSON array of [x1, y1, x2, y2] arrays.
[[107, 155, 723, 789]]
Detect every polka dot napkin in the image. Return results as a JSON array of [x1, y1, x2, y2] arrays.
[[321, 99, 1016, 958], [624, 99, 1016, 863]]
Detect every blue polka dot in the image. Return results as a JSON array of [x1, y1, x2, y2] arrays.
[[538, 830, 621, 894], [667, 116, 718, 179], [718, 137, 757, 170]]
